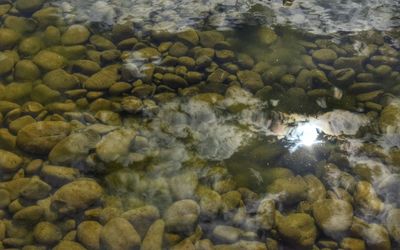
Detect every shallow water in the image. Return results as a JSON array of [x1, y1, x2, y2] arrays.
[[0, 0, 400, 249]]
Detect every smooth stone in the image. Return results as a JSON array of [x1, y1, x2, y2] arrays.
[[213, 225, 242, 243], [312, 49, 337, 63], [0, 149, 23, 173], [276, 213, 317, 248], [0, 28, 20, 50], [84, 65, 120, 90], [13, 205, 44, 222], [17, 121, 71, 154], [43, 69, 79, 92], [53, 240, 87, 250], [33, 222, 62, 245], [199, 30, 224, 48], [72, 60, 101, 75], [266, 176, 308, 205], [163, 73, 188, 89], [33, 50, 65, 71], [100, 217, 141, 250], [51, 179, 103, 214], [20, 176, 51, 200], [96, 129, 136, 163], [140, 219, 165, 250], [41, 165, 79, 187], [176, 29, 199, 46], [14, 60, 41, 81], [237, 70, 264, 92], [0, 51, 15, 75], [15, 0, 44, 13], [164, 199, 200, 234], [3, 82, 33, 102], [348, 82, 382, 94], [30, 84, 61, 104], [61, 25, 90, 45], [122, 205, 160, 239], [19, 36, 42, 56], [312, 199, 353, 239], [77, 221, 102, 250]]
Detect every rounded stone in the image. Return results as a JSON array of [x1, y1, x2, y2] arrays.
[[0, 149, 23, 173], [33, 50, 65, 71], [312, 199, 353, 238], [43, 69, 79, 91], [15, 0, 44, 13], [33, 222, 62, 245], [61, 25, 90, 45], [312, 49, 338, 64], [164, 199, 200, 234], [276, 213, 317, 248], [17, 121, 71, 154], [100, 217, 141, 250], [77, 220, 102, 250], [0, 28, 21, 50], [14, 60, 41, 81], [51, 179, 103, 214]]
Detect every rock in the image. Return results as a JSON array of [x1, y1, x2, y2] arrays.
[[340, 238, 366, 250], [348, 82, 382, 94], [122, 205, 160, 239], [169, 42, 188, 57], [266, 176, 308, 205], [17, 121, 71, 154], [276, 213, 317, 248], [168, 171, 198, 200], [31, 84, 61, 104], [304, 174, 326, 202], [77, 221, 102, 250], [197, 186, 222, 219], [62, 25, 90, 45], [312, 199, 353, 238], [0, 128, 16, 150], [33, 222, 62, 245], [0, 149, 23, 173], [141, 219, 165, 250], [20, 176, 51, 200], [14, 60, 41, 81], [237, 70, 264, 92], [15, 0, 44, 13], [132, 47, 160, 61], [256, 198, 275, 230], [3, 82, 33, 102], [334, 56, 367, 72], [164, 199, 200, 234], [351, 218, 391, 250], [199, 30, 224, 48], [32, 7, 61, 28], [13, 205, 44, 222], [0, 188, 10, 208], [100, 217, 141, 250], [0, 51, 15, 76], [163, 73, 188, 89], [356, 90, 384, 102], [84, 65, 119, 90], [51, 179, 103, 214], [213, 225, 242, 243], [258, 27, 278, 45], [329, 68, 355, 87], [312, 49, 337, 63], [96, 129, 136, 163], [0, 177, 30, 200], [90, 35, 116, 50], [0, 28, 20, 50], [121, 96, 143, 113], [72, 60, 101, 75], [43, 69, 79, 92], [53, 240, 87, 250], [41, 165, 79, 187], [354, 181, 384, 216], [177, 29, 199, 46], [379, 102, 400, 133], [33, 50, 65, 71], [49, 131, 100, 166], [9, 115, 35, 134], [19, 36, 42, 56]]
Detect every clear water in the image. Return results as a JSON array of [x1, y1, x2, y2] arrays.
[[1, 0, 400, 249]]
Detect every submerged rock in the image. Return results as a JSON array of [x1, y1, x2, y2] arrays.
[[276, 212, 317, 248], [100, 217, 141, 250], [164, 199, 200, 234], [51, 179, 103, 214], [312, 199, 353, 239]]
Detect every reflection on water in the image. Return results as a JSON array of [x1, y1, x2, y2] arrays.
[[0, 0, 400, 249]]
